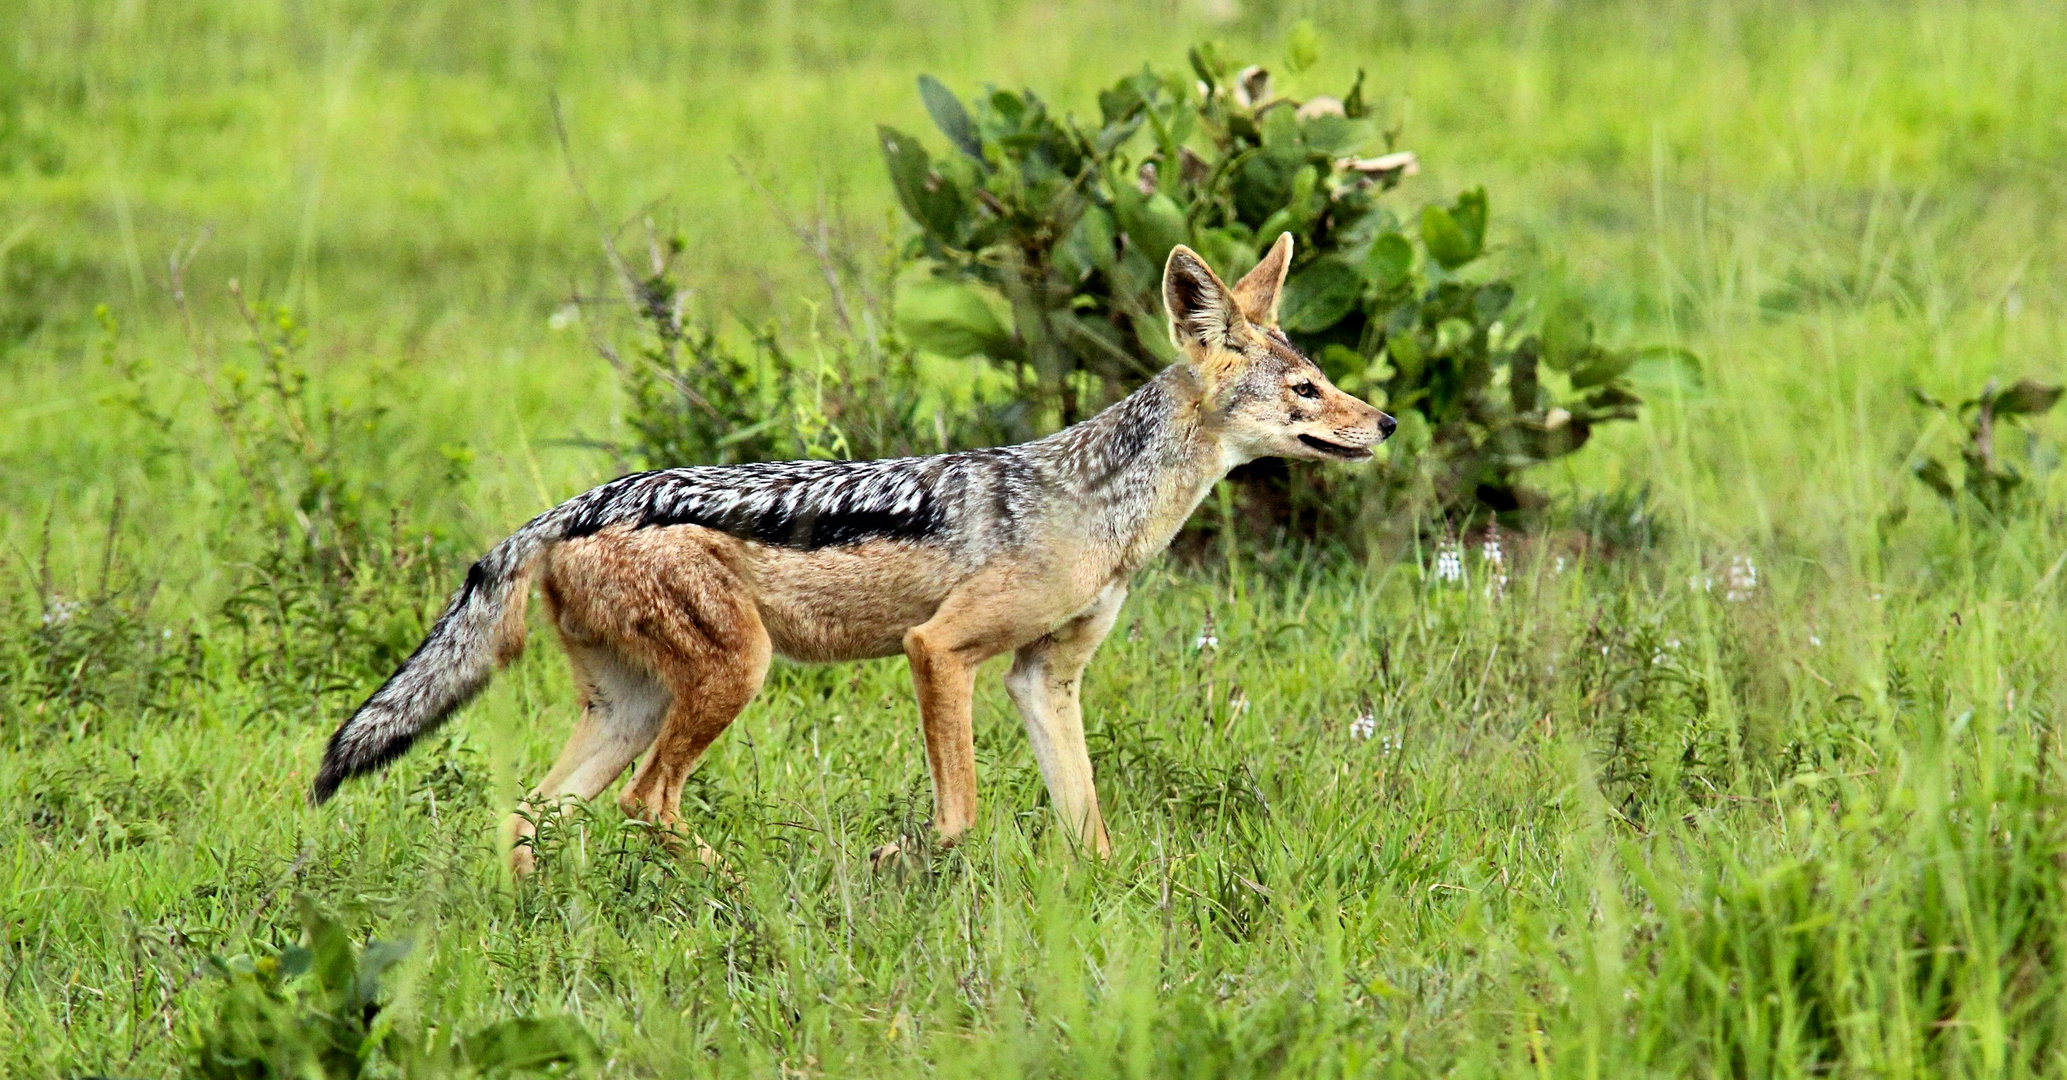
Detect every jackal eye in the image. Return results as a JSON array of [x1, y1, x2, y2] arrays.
[[1292, 381, 1321, 400]]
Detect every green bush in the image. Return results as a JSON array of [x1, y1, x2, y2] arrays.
[[1907, 376, 2062, 517], [187, 897, 598, 1079], [79, 282, 471, 721], [0, 503, 193, 749], [882, 43, 1691, 534], [580, 219, 1024, 472]]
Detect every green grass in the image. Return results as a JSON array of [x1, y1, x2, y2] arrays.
[[6, 0, 2067, 1075]]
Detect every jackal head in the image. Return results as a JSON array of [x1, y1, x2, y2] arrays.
[[1163, 233, 1395, 464]]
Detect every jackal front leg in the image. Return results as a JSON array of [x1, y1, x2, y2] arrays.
[[902, 623, 983, 845], [1005, 584, 1123, 858]]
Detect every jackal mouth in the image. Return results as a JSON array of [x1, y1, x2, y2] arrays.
[[1299, 434, 1374, 461]]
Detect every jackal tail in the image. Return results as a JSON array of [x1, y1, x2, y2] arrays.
[[310, 501, 582, 804]]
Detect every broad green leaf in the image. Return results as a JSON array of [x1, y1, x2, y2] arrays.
[[296, 895, 356, 1003], [1234, 150, 1301, 225], [1284, 20, 1321, 74], [352, 939, 411, 1013], [1386, 331, 1423, 383], [1433, 317, 1475, 356], [1420, 204, 1478, 270], [1626, 345, 1704, 394], [1192, 227, 1258, 285], [1188, 42, 1231, 88], [1581, 384, 1644, 417], [989, 90, 1025, 125], [896, 280, 1015, 359], [1363, 232, 1413, 290], [1993, 379, 2063, 417], [1260, 105, 1299, 149], [462, 1016, 601, 1071], [878, 126, 964, 241], [1342, 67, 1369, 118], [1472, 282, 1514, 323], [1133, 304, 1179, 362], [1097, 73, 1149, 126], [1570, 348, 1637, 389], [918, 75, 983, 161], [1056, 313, 1139, 373], [1113, 188, 1189, 269], [277, 945, 312, 978], [1286, 165, 1317, 210], [1254, 207, 1298, 248], [1450, 187, 1488, 251], [1297, 114, 1368, 156], [1279, 256, 1363, 332], [1057, 206, 1117, 281], [1540, 300, 1592, 370], [1317, 343, 1367, 385], [1913, 457, 1957, 501]]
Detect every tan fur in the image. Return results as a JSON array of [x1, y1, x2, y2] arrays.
[[489, 572, 533, 667], [750, 540, 960, 662], [510, 526, 770, 874]]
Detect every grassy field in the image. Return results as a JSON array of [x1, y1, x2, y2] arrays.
[[6, 0, 2067, 1075]]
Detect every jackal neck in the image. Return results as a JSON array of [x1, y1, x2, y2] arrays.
[[1036, 363, 1230, 572]]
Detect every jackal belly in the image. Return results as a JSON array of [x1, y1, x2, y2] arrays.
[[749, 540, 962, 663]]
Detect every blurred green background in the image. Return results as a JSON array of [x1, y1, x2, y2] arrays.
[[9, 0, 2062, 566]]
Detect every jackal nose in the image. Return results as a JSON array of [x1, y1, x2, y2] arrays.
[[1377, 411, 1397, 439]]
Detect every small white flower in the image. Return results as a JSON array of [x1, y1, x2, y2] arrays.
[[1553, 556, 1567, 575], [1350, 708, 1377, 741], [41, 597, 81, 627], [1725, 555, 1759, 602], [1690, 575, 1714, 593], [1808, 633, 1822, 648], [1434, 540, 1464, 584], [1194, 611, 1218, 651], [1481, 529, 1509, 597], [1378, 732, 1401, 756]]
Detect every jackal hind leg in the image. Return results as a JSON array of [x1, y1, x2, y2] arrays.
[[508, 644, 670, 876], [613, 556, 771, 859], [1005, 584, 1124, 858]]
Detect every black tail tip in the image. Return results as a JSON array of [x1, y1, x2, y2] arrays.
[[308, 764, 345, 807]]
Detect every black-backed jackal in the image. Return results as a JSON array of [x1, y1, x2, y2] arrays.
[[312, 235, 1393, 873]]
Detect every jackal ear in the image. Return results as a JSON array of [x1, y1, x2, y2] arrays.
[[1163, 245, 1243, 354], [1231, 232, 1293, 327]]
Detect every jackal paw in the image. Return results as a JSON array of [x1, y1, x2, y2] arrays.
[[870, 822, 960, 871]]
